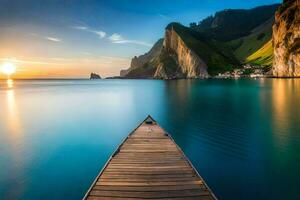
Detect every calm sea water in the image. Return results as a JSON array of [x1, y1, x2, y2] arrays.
[[0, 79, 300, 200]]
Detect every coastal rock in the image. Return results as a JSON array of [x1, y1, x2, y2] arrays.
[[132, 39, 163, 69], [154, 27, 209, 79], [120, 39, 163, 77], [90, 73, 101, 79], [120, 69, 129, 77], [121, 22, 241, 79], [121, 24, 210, 79], [272, 0, 300, 77]]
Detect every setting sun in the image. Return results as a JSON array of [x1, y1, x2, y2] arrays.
[[1, 62, 16, 76]]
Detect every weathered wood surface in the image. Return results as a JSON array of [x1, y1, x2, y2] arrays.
[[84, 116, 216, 200]]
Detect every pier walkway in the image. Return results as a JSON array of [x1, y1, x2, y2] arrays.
[[84, 116, 216, 199]]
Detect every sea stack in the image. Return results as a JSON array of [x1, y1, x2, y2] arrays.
[[272, 0, 300, 77], [90, 73, 101, 79]]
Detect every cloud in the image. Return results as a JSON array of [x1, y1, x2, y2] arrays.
[[72, 26, 106, 39], [72, 26, 88, 30], [109, 33, 124, 42], [93, 31, 106, 39], [45, 37, 62, 42], [72, 26, 151, 47], [29, 33, 63, 43], [0, 58, 65, 65], [109, 33, 152, 47], [158, 14, 170, 20]]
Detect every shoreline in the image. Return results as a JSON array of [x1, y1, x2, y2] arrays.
[[2, 76, 300, 81]]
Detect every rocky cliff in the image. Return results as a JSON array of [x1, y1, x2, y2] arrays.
[[121, 23, 238, 79], [120, 39, 163, 77], [131, 39, 163, 69], [153, 26, 208, 79], [272, 0, 300, 77]]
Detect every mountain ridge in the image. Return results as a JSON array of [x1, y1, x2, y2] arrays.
[[121, 3, 280, 79]]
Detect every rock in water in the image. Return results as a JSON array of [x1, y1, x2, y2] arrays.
[[272, 0, 300, 77], [90, 73, 101, 79]]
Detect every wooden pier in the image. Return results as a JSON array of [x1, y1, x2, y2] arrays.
[[84, 116, 216, 199]]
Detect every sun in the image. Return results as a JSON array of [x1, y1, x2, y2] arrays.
[[1, 62, 16, 76]]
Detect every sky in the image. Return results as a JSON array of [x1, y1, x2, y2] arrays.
[[0, 0, 281, 78]]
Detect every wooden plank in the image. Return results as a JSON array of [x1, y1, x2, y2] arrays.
[[100, 171, 197, 175], [89, 190, 210, 198], [100, 174, 197, 179], [92, 185, 206, 191], [109, 160, 187, 163], [87, 196, 214, 200], [83, 116, 216, 200], [107, 164, 189, 168], [95, 180, 203, 186], [97, 177, 200, 182], [103, 169, 195, 173]]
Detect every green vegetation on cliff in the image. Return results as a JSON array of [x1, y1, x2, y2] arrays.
[[192, 4, 279, 41], [166, 23, 239, 75], [246, 40, 273, 66], [190, 4, 278, 65], [227, 18, 273, 62]]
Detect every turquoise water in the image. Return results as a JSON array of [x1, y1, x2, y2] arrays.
[[0, 79, 300, 200]]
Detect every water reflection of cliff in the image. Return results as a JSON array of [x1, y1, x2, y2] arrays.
[[165, 80, 193, 106]]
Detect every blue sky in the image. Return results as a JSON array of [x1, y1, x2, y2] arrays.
[[0, 0, 281, 78]]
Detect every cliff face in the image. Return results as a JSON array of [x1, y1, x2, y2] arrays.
[[121, 23, 238, 79], [154, 28, 208, 79], [121, 26, 209, 79], [272, 0, 300, 77], [120, 39, 163, 77], [131, 39, 163, 69]]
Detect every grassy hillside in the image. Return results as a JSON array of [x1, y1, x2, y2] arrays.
[[167, 23, 240, 75], [192, 4, 277, 66], [194, 4, 279, 41], [246, 39, 273, 66], [227, 18, 273, 62]]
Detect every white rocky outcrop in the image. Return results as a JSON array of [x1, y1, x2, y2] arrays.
[[154, 27, 209, 79]]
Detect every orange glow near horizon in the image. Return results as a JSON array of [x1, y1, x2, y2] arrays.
[[0, 57, 130, 79]]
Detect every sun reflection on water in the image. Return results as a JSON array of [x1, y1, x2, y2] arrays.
[[6, 79, 22, 135], [4, 80, 25, 199], [7, 79, 14, 88], [6, 90, 22, 135]]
